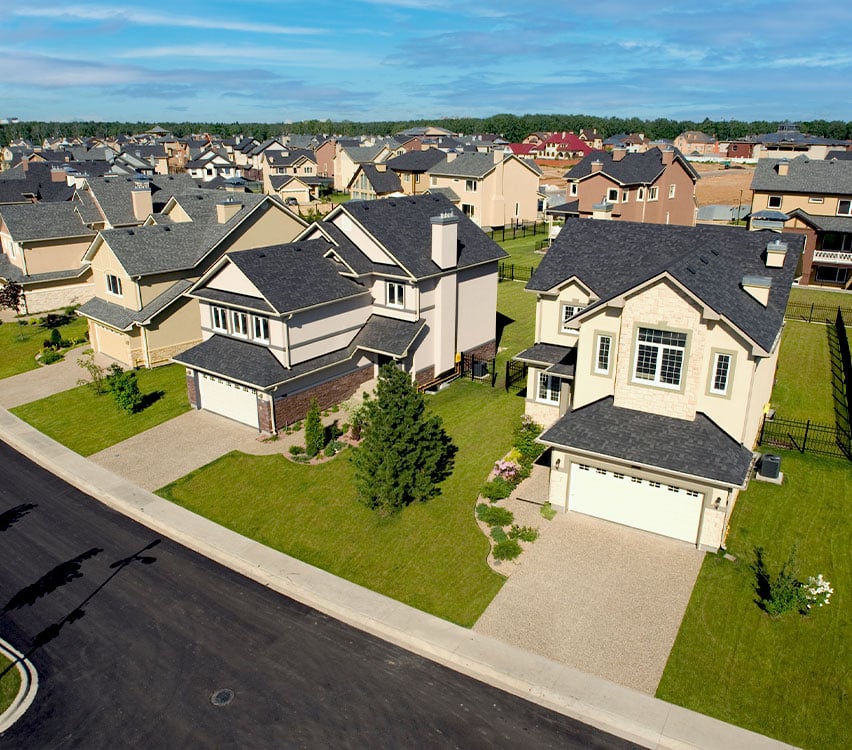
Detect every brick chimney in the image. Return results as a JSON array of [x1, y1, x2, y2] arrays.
[[612, 148, 627, 161], [661, 147, 675, 165], [431, 211, 459, 269], [216, 196, 243, 224], [50, 166, 67, 182], [591, 160, 603, 173]]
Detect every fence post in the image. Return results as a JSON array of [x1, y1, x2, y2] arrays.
[[803, 420, 810, 453], [810, 302, 814, 323]]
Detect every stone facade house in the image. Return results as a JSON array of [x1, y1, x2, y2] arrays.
[[173, 194, 506, 431], [514, 219, 802, 549]]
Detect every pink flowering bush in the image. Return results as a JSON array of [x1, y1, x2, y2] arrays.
[[493, 460, 520, 483]]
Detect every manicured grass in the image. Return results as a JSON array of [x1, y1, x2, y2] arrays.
[[0, 654, 21, 715], [657, 450, 850, 749], [495, 279, 536, 370], [771, 320, 836, 423], [10, 364, 191, 456], [0, 315, 89, 380], [158, 381, 525, 626], [494, 232, 548, 266], [789, 286, 852, 308]]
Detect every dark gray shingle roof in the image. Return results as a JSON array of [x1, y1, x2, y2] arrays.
[[384, 149, 446, 173], [539, 397, 754, 486], [350, 315, 425, 357], [526, 219, 801, 352], [565, 147, 699, 185], [0, 202, 94, 241], [77, 279, 193, 330], [750, 155, 852, 195], [355, 164, 402, 194]]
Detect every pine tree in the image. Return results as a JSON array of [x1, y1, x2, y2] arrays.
[[304, 399, 324, 458], [352, 364, 456, 514]]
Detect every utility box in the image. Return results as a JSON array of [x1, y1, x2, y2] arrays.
[[759, 454, 781, 479]]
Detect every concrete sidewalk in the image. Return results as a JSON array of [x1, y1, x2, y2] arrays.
[[0, 408, 796, 750]]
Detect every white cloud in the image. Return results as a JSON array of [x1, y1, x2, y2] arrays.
[[12, 5, 321, 35]]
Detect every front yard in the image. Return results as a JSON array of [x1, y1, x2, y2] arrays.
[[0, 315, 88, 380], [10, 364, 191, 456], [159, 381, 526, 626]]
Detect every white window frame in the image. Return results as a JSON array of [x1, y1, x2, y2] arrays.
[[815, 266, 848, 283], [837, 199, 852, 216], [606, 188, 619, 203], [252, 315, 269, 343], [569, 182, 578, 196], [105, 273, 122, 297], [668, 184, 676, 199], [231, 310, 248, 338], [465, 179, 478, 192], [211, 306, 229, 332], [807, 196, 823, 204], [560, 304, 582, 332], [648, 186, 659, 201], [537, 372, 561, 405], [632, 327, 687, 389], [430, 176, 437, 187], [637, 187, 645, 201], [710, 352, 732, 395], [594, 334, 612, 375], [622, 190, 628, 202], [386, 281, 404, 308], [768, 195, 783, 209], [462, 203, 475, 218]]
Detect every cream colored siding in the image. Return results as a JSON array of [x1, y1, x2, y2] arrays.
[[206, 262, 264, 297], [288, 296, 371, 365], [144, 297, 203, 365], [456, 264, 497, 353], [90, 241, 135, 309], [572, 308, 621, 408], [22, 237, 90, 275]]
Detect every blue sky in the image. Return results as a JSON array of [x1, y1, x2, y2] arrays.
[[1, 0, 851, 124]]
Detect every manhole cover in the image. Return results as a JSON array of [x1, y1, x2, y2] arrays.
[[211, 689, 234, 706]]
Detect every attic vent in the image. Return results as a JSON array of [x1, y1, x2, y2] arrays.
[[127, 230, 134, 235], [258, 253, 266, 258], [711, 249, 720, 256], [686, 266, 696, 274], [163, 226, 170, 231], [699, 256, 709, 264]]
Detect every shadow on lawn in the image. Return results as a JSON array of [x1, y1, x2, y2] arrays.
[[495, 312, 514, 350], [826, 323, 851, 438], [139, 389, 165, 411]]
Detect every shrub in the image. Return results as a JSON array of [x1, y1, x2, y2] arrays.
[[292, 454, 309, 463], [288, 445, 305, 455], [492, 539, 522, 561], [514, 415, 545, 462], [105, 364, 143, 414], [508, 524, 539, 542], [304, 399, 324, 457], [323, 442, 337, 457], [50, 328, 62, 348], [540, 502, 557, 521], [292, 421, 303, 431], [753, 546, 807, 616], [490, 526, 507, 542], [40, 349, 63, 365], [480, 477, 513, 502], [77, 349, 108, 394], [476, 503, 514, 526], [493, 460, 521, 484]]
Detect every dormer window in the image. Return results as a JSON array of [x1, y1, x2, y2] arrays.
[[231, 310, 248, 338], [560, 304, 583, 332], [386, 282, 404, 308], [252, 316, 269, 343], [211, 306, 228, 332]]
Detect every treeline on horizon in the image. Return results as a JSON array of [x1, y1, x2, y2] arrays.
[[3, 114, 852, 145]]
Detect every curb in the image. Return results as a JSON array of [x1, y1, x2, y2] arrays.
[[0, 638, 38, 735], [0, 408, 797, 749]]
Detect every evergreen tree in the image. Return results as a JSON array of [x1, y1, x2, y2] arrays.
[[352, 364, 456, 514], [304, 399, 324, 457]]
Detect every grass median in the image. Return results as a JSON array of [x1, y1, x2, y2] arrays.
[[0, 654, 21, 716]]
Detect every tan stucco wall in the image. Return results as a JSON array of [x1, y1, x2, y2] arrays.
[[89, 240, 136, 310], [456, 263, 498, 353], [752, 190, 846, 217], [21, 237, 91, 275], [205, 261, 261, 296], [572, 306, 621, 407], [288, 295, 372, 365], [536, 280, 595, 346], [225, 204, 305, 253], [144, 296, 203, 366]]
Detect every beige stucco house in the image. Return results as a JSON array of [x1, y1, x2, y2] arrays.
[[77, 192, 306, 368], [426, 152, 541, 228], [173, 193, 507, 431], [749, 155, 852, 288], [333, 143, 393, 192], [515, 219, 802, 550]]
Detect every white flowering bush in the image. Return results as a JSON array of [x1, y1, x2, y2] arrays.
[[803, 574, 834, 609]]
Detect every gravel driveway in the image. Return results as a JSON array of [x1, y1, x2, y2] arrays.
[[474, 507, 705, 695]]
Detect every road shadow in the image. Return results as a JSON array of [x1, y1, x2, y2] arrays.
[[0, 503, 37, 532]]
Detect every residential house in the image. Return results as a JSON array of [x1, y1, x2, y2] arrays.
[[514, 219, 801, 549], [382, 149, 446, 196], [173, 194, 506, 431], [186, 148, 238, 183], [426, 152, 541, 227], [333, 143, 393, 192], [749, 155, 852, 287], [77, 193, 306, 368], [347, 164, 403, 201], [674, 131, 719, 156], [579, 129, 603, 151], [564, 147, 699, 226], [0, 202, 95, 313], [531, 132, 593, 160]]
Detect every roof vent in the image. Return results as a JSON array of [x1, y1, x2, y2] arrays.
[[127, 230, 134, 235], [765, 239, 788, 268], [742, 275, 772, 306]]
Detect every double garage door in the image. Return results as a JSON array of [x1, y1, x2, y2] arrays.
[[568, 463, 703, 544], [197, 374, 259, 429]]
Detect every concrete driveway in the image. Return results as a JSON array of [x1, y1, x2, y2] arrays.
[[474, 505, 705, 695]]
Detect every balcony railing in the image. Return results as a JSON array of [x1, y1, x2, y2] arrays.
[[814, 250, 852, 265]]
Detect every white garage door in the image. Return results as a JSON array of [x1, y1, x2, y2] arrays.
[[568, 463, 703, 543], [197, 373, 259, 429]]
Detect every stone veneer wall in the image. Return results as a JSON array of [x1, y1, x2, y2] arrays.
[[464, 338, 497, 360], [147, 339, 203, 368], [273, 365, 373, 428], [186, 372, 198, 409]]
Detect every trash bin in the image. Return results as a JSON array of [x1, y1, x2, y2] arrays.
[[759, 454, 781, 479]]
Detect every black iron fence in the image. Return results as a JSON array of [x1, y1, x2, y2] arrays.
[[759, 416, 851, 459], [459, 353, 497, 387], [835, 308, 852, 430], [487, 220, 546, 243], [504, 360, 528, 392], [785, 301, 852, 323], [498, 262, 537, 282]]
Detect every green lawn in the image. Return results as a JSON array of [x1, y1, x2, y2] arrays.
[[789, 286, 852, 308], [771, 321, 836, 423], [657, 451, 850, 749], [0, 654, 21, 715], [158, 381, 526, 626], [0, 315, 89, 380], [495, 279, 536, 370], [10, 364, 191, 456], [494, 232, 547, 266]]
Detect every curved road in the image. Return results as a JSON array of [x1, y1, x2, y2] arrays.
[[0, 441, 637, 749]]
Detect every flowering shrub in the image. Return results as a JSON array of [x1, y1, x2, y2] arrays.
[[494, 460, 520, 482], [804, 574, 834, 609]]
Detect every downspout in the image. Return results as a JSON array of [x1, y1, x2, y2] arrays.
[[140, 325, 151, 368], [284, 314, 293, 368]]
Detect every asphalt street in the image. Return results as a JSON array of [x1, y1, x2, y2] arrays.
[[0, 440, 638, 749]]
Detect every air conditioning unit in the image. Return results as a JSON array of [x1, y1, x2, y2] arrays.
[[758, 454, 781, 479]]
